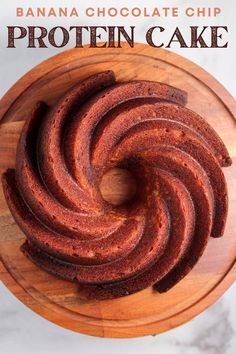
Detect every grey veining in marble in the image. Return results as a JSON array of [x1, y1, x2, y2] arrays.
[[0, 282, 235, 354]]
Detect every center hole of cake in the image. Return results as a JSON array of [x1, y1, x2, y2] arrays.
[[99, 168, 137, 206]]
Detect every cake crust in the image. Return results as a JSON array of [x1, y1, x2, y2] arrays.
[[1, 71, 231, 300]]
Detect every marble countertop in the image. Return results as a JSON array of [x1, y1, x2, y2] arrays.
[[0, 1, 235, 353], [1, 281, 235, 354]]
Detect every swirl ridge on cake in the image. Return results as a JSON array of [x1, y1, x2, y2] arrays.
[[2, 70, 231, 299]]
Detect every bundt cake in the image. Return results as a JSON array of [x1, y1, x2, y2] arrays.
[[2, 70, 232, 300]]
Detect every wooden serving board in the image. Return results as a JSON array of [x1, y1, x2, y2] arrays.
[[0, 44, 236, 338]]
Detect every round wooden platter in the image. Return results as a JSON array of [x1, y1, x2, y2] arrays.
[[0, 43, 236, 338]]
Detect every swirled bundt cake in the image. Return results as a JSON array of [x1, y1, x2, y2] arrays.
[[2, 71, 232, 300]]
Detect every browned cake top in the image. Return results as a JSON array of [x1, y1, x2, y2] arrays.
[[2, 71, 231, 300]]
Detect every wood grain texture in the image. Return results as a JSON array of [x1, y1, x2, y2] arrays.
[[0, 43, 235, 338]]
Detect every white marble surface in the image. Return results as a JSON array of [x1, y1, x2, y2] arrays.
[[0, 281, 236, 354], [0, 1, 235, 353]]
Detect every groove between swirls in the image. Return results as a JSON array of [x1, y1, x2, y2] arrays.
[[2, 70, 231, 299]]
